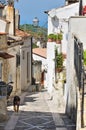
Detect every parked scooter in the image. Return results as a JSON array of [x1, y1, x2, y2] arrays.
[[0, 81, 13, 99]]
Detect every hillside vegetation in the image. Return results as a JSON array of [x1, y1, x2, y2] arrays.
[[20, 24, 47, 41]]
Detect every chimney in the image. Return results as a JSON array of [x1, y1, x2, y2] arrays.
[[15, 9, 20, 29], [6, 5, 15, 36]]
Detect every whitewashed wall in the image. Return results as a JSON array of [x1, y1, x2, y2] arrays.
[[66, 16, 86, 123], [67, 16, 86, 94], [47, 3, 79, 98], [33, 54, 47, 70], [48, 3, 79, 54], [47, 42, 56, 96], [33, 53, 47, 88]]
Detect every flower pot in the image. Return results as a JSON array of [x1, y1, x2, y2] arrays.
[[48, 38, 53, 42], [48, 39, 56, 42], [56, 40, 61, 44], [56, 68, 63, 73], [48, 34, 57, 42]]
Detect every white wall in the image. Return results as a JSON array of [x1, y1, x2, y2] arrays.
[[47, 42, 56, 95], [48, 3, 79, 54], [66, 16, 86, 123], [67, 16, 86, 87], [33, 54, 47, 70], [33, 54, 47, 87], [67, 16, 86, 91], [20, 37, 32, 91], [47, 3, 79, 98], [0, 20, 7, 33]]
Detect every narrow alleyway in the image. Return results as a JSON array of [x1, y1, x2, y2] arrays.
[[0, 89, 76, 130]]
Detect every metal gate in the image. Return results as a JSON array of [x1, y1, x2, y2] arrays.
[[74, 36, 84, 90], [74, 36, 85, 127]]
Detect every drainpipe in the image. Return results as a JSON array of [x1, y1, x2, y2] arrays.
[[31, 37, 33, 85]]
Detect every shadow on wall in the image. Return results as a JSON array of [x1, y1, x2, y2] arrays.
[[65, 92, 77, 124]]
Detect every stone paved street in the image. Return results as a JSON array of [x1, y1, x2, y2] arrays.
[[0, 89, 76, 130]]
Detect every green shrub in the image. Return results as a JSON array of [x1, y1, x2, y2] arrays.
[[57, 33, 63, 40], [55, 49, 63, 68], [83, 50, 86, 65], [56, 53, 63, 68], [48, 34, 57, 41]]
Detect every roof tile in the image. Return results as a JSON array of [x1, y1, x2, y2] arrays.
[[16, 29, 30, 38], [33, 48, 47, 58]]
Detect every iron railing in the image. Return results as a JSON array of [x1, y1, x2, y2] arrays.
[[74, 36, 85, 127], [74, 36, 84, 90]]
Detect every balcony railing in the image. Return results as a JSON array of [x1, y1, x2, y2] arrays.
[[74, 36, 84, 90], [74, 35, 85, 127]]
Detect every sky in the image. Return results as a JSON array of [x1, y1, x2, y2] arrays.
[[14, 0, 65, 27]]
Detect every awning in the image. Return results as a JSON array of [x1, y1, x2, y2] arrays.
[[0, 52, 14, 59]]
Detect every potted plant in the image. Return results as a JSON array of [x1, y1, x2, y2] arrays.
[[55, 49, 64, 72], [56, 33, 63, 44], [48, 34, 57, 42]]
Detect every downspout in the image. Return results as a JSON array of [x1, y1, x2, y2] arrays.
[[79, 0, 83, 15], [31, 37, 33, 84], [14, 7, 15, 36]]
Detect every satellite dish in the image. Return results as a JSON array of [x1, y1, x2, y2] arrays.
[[52, 16, 59, 28]]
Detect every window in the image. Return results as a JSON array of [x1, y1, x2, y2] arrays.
[[27, 52, 30, 82], [16, 54, 20, 67], [22, 51, 25, 59]]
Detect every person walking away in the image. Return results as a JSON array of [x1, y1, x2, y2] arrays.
[[13, 95, 20, 112]]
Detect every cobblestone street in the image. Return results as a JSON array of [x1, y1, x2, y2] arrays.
[[0, 89, 76, 130]]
